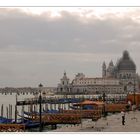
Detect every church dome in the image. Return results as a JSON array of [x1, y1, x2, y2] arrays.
[[116, 50, 136, 71]]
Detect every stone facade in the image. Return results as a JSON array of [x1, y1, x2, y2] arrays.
[[71, 76, 123, 94], [57, 71, 72, 93], [57, 51, 140, 94]]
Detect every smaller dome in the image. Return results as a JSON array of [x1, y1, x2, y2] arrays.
[[109, 60, 114, 66]]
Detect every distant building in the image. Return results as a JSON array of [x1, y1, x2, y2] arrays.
[[57, 51, 140, 94], [57, 71, 72, 93], [0, 86, 57, 96]]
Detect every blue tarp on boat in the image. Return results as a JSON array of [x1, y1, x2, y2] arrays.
[[0, 117, 13, 124], [83, 105, 94, 110], [45, 109, 59, 114]]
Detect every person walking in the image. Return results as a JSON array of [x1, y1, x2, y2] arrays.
[[121, 109, 125, 125]]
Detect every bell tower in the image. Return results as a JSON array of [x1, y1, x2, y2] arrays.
[[102, 62, 106, 78]]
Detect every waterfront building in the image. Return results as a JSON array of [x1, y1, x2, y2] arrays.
[[71, 75, 123, 94], [0, 86, 56, 96], [57, 50, 140, 95]]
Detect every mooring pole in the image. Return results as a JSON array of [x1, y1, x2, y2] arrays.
[[11, 105, 12, 120], [9, 104, 10, 119], [1, 104, 3, 117], [6, 107, 8, 120], [22, 104, 24, 123], [15, 94, 17, 123]]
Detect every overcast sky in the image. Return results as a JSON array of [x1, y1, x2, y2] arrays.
[[0, 7, 140, 87]]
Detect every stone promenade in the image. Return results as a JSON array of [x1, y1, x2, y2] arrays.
[[52, 111, 140, 132]]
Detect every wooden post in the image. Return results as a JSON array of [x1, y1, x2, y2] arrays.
[[54, 104, 56, 110], [62, 103, 63, 110], [9, 105, 11, 120], [31, 99, 33, 121], [50, 103, 52, 110], [22, 104, 24, 123], [64, 103, 66, 110], [54, 124, 57, 129], [15, 94, 17, 123], [9, 104, 10, 119], [58, 104, 60, 112], [6, 107, 8, 120], [11, 105, 12, 120], [45, 103, 48, 112], [28, 104, 30, 113], [1, 104, 3, 117], [68, 103, 70, 110], [33, 105, 35, 112]]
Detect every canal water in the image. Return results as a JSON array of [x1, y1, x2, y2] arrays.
[[0, 93, 127, 132], [0, 93, 34, 119]]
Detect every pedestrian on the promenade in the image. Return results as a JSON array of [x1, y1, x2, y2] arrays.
[[121, 109, 125, 125], [132, 104, 136, 111], [128, 100, 132, 111]]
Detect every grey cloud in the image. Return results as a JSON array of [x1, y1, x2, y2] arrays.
[[0, 8, 139, 54], [0, 9, 133, 52], [0, 8, 140, 87]]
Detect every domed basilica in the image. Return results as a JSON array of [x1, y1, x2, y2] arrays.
[[103, 50, 136, 79], [57, 51, 140, 94], [102, 50, 139, 93]]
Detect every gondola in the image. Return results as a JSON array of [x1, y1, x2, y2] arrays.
[[16, 118, 40, 129], [68, 105, 79, 110], [0, 116, 13, 124], [43, 109, 59, 114], [24, 111, 46, 116]]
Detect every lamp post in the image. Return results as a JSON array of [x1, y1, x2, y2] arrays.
[[103, 92, 106, 118], [133, 78, 136, 106], [38, 83, 43, 132], [39, 94, 42, 132], [131, 78, 137, 120], [80, 104, 82, 129], [103, 79, 106, 118]]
